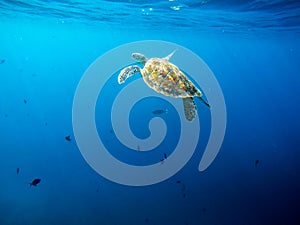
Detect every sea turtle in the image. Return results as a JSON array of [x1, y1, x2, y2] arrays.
[[118, 51, 210, 121]]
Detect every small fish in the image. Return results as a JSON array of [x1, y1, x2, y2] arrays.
[[0, 59, 5, 64], [163, 153, 167, 159], [16, 168, 20, 174], [176, 180, 181, 184], [152, 109, 168, 115], [255, 159, 260, 167], [23, 99, 27, 104], [65, 135, 71, 141], [29, 178, 41, 187]]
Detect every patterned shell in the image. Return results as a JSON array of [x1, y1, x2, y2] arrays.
[[141, 58, 202, 98]]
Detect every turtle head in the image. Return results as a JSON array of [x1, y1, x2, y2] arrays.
[[132, 53, 148, 65]]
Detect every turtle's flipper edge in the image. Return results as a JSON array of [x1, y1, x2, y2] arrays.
[[183, 97, 197, 121], [118, 65, 140, 84], [198, 96, 210, 108]]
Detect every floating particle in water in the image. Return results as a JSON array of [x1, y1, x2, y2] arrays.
[[170, 2, 188, 11], [141, 7, 153, 15], [0, 59, 5, 64], [29, 178, 41, 187], [144, 218, 149, 223], [152, 109, 168, 115], [202, 207, 207, 213], [16, 168, 20, 174], [24, 99, 27, 104], [65, 135, 71, 141], [255, 159, 260, 167], [170, 5, 184, 11], [175, 180, 188, 197]]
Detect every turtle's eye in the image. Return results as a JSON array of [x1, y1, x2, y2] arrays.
[[132, 53, 145, 63], [132, 53, 139, 59]]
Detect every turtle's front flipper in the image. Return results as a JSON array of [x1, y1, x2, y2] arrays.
[[118, 65, 141, 84], [182, 97, 197, 121]]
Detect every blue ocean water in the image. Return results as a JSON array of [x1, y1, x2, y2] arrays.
[[1, 0, 300, 225]]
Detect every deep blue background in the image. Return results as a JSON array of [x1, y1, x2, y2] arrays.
[[1, 1, 300, 225]]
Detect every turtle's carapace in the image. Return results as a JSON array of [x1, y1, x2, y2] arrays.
[[118, 51, 210, 121]]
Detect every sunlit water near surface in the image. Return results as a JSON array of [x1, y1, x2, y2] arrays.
[[0, 1, 300, 225], [1, 0, 300, 33]]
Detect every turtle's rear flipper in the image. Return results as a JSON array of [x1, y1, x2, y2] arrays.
[[118, 65, 140, 84], [183, 97, 197, 121], [198, 96, 210, 108]]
